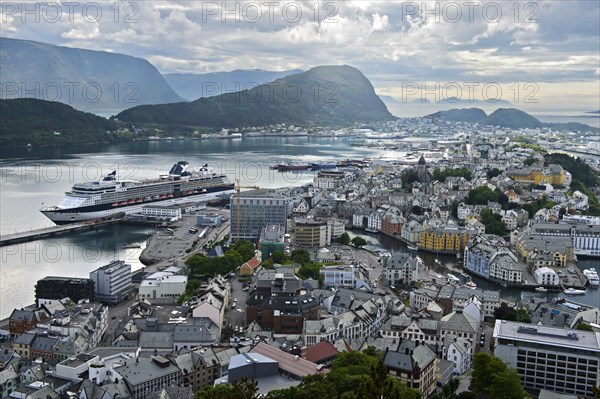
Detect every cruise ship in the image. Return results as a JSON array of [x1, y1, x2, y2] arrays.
[[41, 161, 235, 224]]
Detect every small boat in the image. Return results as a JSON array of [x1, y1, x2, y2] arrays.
[[465, 280, 477, 289], [460, 272, 469, 278], [456, 252, 462, 259], [447, 273, 460, 283], [564, 288, 586, 295], [583, 268, 600, 287], [122, 244, 141, 249], [500, 282, 508, 288], [407, 244, 418, 251], [435, 258, 443, 266], [535, 287, 547, 292]]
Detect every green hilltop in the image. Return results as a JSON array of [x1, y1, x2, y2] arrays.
[[115, 65, 394, 128]]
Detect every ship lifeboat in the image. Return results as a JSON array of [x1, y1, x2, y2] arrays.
[[167, 193, 174, 198], [152, 195, 159, 200], [119, 201, 128, 206], [136, 198, 143, 203], [127, 199, 135, 204], [144, 197, 152, 202], [112, 202, 119, 207], [159, 194, 166, 199]]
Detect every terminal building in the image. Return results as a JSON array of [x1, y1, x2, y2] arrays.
[[493, 320, 600, 398]]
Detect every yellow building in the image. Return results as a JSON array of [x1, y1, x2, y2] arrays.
[[516, 231, 573, 268], [506, 164, 566, 186], [419, 227, 473, 254]]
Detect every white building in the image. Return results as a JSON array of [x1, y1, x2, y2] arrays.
[[142, 205, 182, 221], [320, 265, 358, 289], [352, 213, 365, 228], [90, 260, 132, 304], [382, 253, 419, 285], [445, 337, 473, 375], [327, 219, 346, 238], [493, 320, 600, 398], [139, 271, 187, 300], [534, 267, 559, 286], [367, 210, 383, 231]]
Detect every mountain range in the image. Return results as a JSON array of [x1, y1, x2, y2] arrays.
[[428, 107, 599, 132], [0, 38, 183, 111], [164, 69, 303, 101], [116, 65, 394, 128]]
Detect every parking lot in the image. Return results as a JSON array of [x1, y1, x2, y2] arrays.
[[223, 273, 250, 337]]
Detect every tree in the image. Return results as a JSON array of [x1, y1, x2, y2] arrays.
[[450, 199, 460, 218], [196, 378, 259, 399], [576, 322, 593, 331], [487, 168, 502, 179], [231, 240, 256, 262], [272, 251, 289, 264], [291, 248, 311, 265], [351, 236, 367, 248], [471, 353, 529, 399], [523, 156, 537, 166], [466, 186, 499, 205], [479, 208, 507, 236], [401, 169, 420, 188], [339, 232, 351, 245], [487, 369, 529, 399], [471, 353, 508, 395], [516, 307, 531, 323]]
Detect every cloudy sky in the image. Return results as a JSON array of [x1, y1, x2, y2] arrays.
[[1, 0, 599, 112]]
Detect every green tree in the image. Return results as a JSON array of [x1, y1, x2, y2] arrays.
[[456, 392, 477, 399], [479, 208, 507, 236], [339, 232, 351, 245], [450, 199, 460, 218], [272, 251, 289, 264], [471, 353, 508, 395], [516, 307, 531, 323], [523, 156, 537, 166], [576, 322, 593, 331], [196, 378, 259, 399], [487, 368, 529, 399], [231, 240, 256, 262], [401, 169, 420, 188], [487, 168, 502, 179], [291, 248, 311, 265], [351, 236, 367, 247], [466, 186, 499, 205]]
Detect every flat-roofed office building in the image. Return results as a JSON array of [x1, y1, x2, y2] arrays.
[[493, 320, 600, 398]]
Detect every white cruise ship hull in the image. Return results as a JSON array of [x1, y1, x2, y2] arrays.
[[42, 190, 235, 224]]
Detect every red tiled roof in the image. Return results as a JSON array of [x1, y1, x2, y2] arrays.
[[305, 341, 339, 363], [242, 257, 261, 270]]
